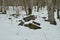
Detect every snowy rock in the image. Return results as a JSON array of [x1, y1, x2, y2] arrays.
[[23, 15, 37, 22], [24, 23, 41, 30]]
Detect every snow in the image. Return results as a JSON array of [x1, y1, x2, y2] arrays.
[[0, 6, 60, 40]]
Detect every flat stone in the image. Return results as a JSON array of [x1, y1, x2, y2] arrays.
[[24, 23, 41, 30], [23, 15, 36, 22]]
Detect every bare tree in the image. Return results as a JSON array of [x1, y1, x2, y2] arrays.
[[56, 0, 60, 19], [47, 0, 56, 25], [27, 0, 33, 15], [2, 0, 6, 14]]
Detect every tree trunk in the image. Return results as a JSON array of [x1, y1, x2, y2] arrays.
[[2, 0, 6, 14], [47, 0, 56, 25], [28, 8, 32, 15], [27, 0, 33, 15], [0, 6, 2, 12], [57, 9, 60, 19], [56, 0, 60, 19], [37, 0, 40, 12]]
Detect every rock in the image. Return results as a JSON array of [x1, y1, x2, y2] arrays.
[[8, 18, 12, 20], [18, 20, 24, 26], [23, 15, 36, 22], [32, 21, 40, 26], [10, 14, 19, 18], [42, 17, 46, 19], [42, 13, 44, 14], [24, 23, 41, 30], [45, 20, 49, 21]]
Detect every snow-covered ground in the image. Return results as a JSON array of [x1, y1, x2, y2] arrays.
[[0, 6, 60, 40]]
